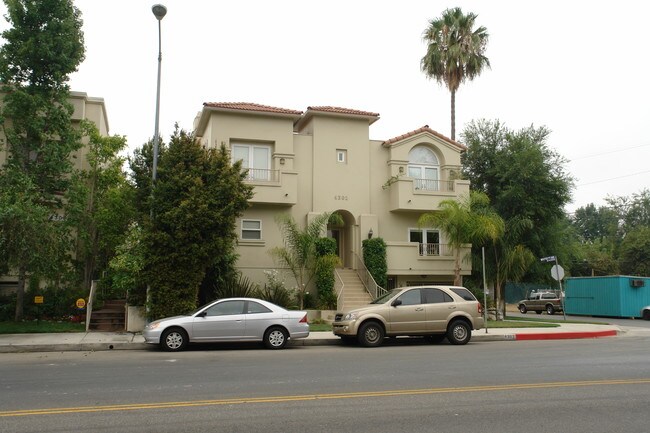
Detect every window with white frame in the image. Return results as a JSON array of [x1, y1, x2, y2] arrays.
[[408, 146, 439, 190], [409, 228, 440, 256], [336, 149, 347, 163], [241, 219, 262, 240], [232, 142, 272, 181]]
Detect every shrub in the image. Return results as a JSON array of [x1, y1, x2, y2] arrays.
[[362, 238, 387, 288], [256, 270, 295, 309], [314, 237, 339, 309]]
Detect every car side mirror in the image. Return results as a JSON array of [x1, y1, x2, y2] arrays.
[[391, 299, 402, 307], [196, 311, 207, 318]]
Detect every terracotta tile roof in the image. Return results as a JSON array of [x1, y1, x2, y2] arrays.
[[383, 125, 466, 150], [203, 102, 303, 116], [307, 106, 380, 117]]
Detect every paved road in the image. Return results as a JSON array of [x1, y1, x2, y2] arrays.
[[2, 336, 650, 433]]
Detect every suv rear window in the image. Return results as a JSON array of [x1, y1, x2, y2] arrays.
[[450, 288, 477, 301]]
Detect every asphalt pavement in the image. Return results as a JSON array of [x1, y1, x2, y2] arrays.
[[2, 321, 648, 353]]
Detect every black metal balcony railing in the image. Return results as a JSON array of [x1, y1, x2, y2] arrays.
[[419, 243, 453, 256], [243, 168, 279, 182], [412, 178, 455, 192]]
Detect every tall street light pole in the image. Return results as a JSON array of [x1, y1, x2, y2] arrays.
[[151, 4, 167, 184], [148, 4, 166, 319]]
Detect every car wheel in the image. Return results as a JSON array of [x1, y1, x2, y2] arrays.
[[264, 326, 288, 349], [546, 304, 555, 315], [642, 310, 650, 321], [425, 334, 446, 344], [535, 310, 542, 314], [518, 304, 527, 314], [447, 320, 471, 345], [161, 328, 188, 352], [358, 322, 385, 347]]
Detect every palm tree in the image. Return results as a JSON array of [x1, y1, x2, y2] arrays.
[[270, 212, 340, 309], [418, 191, 503, 286], [421, 7, 490, 141]]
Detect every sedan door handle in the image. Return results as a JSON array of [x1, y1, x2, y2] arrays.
[[448, 306, 457, 310], [415, 307, 424, 312]]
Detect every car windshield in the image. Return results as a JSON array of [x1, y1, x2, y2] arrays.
[[370, 288, 401, 304]]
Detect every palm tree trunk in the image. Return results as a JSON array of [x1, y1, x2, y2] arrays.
[[454, 250, 462, 286], [450, 89, 456, 141]]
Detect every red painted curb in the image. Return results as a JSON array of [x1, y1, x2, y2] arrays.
[[514, 330, 618, 341]]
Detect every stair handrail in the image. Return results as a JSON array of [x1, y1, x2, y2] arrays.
[[353, 252, 388, 300], [334, 268, 344, 311], [85, 280, 98, 332]]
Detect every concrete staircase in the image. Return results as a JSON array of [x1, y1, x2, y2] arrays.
[[337, 268, 372, 311], [89, 299, 126, 331]]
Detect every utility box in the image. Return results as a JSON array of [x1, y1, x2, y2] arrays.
[[565, 276, 650, 318]]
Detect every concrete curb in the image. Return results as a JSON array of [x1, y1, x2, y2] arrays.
[[0, 328, 622, 353]]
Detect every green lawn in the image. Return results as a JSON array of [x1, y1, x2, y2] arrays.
[[487, 319, 558, 328], [309, 322, 333, 332]]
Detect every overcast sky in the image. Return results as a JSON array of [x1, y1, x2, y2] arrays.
[[2, 0, 649, 212]]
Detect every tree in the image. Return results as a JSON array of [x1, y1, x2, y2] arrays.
[[461, 119, 573, 262], [618, 226, 650, 276], [134, 128, 253, 319], [571, 203, 618, 243], [606, 189, 650, 238], [480, 216, 536, 318], [0, 170, 68, 320], [421, 7, 490, 140], [418, 191, 504, 286], [0, 0, 85, 320], [65, 123, 134, 295], [270, 212, 339, 309]]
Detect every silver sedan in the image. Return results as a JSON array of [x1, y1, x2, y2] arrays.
[[143, 298, 310, 351]]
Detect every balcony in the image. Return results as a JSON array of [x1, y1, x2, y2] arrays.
[[388, 177, 470, 212], [243, 168, 297, 205], [385, 241, 471, 276]]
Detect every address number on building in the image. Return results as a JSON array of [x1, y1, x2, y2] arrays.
[[334, 195, 348, 201]]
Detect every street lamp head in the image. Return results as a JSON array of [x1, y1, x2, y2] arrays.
[[152, 4, 167, 21]]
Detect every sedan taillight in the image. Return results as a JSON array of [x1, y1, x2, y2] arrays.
[[299, 314, 308, 323]]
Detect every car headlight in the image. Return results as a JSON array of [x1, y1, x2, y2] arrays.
[[146, 322, 160, 330], [343, 312, 359, 321]]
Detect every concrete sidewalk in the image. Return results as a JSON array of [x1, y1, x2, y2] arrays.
[[0, 322, 642, 353]]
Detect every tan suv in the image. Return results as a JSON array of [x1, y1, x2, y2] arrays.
[[332, 286, 484, 347]]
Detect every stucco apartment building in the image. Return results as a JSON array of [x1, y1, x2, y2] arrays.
[[193, 102, 471, 297], [0, 91, 109, 294]]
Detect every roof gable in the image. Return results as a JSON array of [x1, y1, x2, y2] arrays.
[[383, 125, 467, 151]]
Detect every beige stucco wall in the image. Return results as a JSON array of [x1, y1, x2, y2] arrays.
[[196, 105, 471, 293]]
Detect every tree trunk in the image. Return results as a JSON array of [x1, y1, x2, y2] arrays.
[[453, 249, 462, 286], [450, 89, 456, 141], [14, 267, 26, 321]]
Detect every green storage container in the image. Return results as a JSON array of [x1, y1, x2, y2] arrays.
[[565, 276, 650, 318]]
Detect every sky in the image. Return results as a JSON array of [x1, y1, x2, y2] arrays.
[[1, 0, 649, 213]]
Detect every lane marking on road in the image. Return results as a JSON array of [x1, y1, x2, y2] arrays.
[[2, 378, 650, 417]]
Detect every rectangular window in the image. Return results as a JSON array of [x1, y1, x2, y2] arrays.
[[336, 149, 347, 163], [241, 220, 262, 240], [232, 142, 272, 180], [409, 229, 440, 256]]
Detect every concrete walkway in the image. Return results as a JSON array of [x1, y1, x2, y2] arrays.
[[0, 322, 645, 353]]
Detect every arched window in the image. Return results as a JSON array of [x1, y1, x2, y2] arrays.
[[408, 146, 439, 190]]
